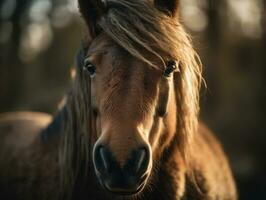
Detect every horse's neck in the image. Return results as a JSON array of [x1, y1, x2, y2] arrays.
[[40, 106, 67, 143]]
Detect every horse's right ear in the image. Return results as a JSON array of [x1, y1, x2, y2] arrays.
[[78, 0, 106, 38]]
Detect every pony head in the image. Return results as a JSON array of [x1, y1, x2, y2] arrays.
[[63, 0, 201, 196]]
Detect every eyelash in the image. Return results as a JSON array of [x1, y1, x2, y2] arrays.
[[83, 58, 96, 77]]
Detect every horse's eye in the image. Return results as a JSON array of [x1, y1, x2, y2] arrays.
[[83, 59, 96, 77]]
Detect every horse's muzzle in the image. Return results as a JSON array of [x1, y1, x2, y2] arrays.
[[93, 145, 151, 195]]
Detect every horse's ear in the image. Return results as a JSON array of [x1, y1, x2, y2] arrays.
[[154, 0, 179, 18], [78, 0, 106, 37]]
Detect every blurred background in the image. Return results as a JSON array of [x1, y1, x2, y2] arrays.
[[0, 0, 265, 199]]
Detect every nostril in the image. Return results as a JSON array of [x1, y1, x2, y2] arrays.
[[99, 148, 109, 171], [94, 145, 112, 173], [128, 147, 150, 176], [135, 149, 146, 173]]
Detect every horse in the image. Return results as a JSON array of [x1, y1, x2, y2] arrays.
[[0, 0, 237, 199]]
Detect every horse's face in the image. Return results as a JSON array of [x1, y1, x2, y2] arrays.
[[86, 36, 171, 194], [78, 0, 181, 195]]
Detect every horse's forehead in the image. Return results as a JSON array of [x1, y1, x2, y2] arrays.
[[103, 55, 145, 82], [87, 34, 113, 54], [88, 34, 153, 77]]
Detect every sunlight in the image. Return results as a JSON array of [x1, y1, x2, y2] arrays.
[[227, 0, 263, 39], [51, 5, 73, 28], [19, 21, 53, 62], [180, 0, 208, 32], [51, 0, 78, 28], [29, 0, 52, 22]]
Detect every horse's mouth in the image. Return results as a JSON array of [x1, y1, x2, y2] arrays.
[[98, 173, 149, 196], [101, 179, 146, 196]]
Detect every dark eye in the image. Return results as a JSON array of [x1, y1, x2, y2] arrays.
[[83, 58, 96, 77]]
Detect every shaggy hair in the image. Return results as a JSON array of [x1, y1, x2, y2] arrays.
[[60, 0, 202, 197], [59, 45, 92, 197]]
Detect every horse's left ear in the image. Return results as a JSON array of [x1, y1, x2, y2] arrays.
[[78, 0, 106, 37], [154, 0, 179, 18]]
